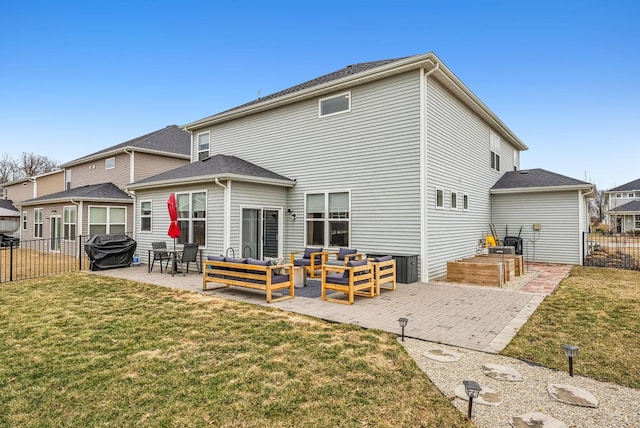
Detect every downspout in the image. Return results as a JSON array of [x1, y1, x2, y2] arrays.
[[124, 148, 135, 184], [579, 185, 596, 265], [124, 149, 135, 239], [214, 178, 231, 252], [420, 62, 440, 282], [70, 198, 81, 238], [28, 176, 36, 198]]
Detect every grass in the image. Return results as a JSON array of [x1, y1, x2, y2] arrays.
[[0, 272, 471, 427], [0, 247, 90, 282], [502, 266, 640, 389]]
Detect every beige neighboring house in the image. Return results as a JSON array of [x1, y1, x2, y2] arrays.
[[606, 178, 640, 233], [15, 125, 191, 254]]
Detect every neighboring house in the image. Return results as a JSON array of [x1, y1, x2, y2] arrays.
[[606, 178, 640, 233], [490, 169, 593, 265], [129, 52, 535, 281], [0, 199, 20, 240], [2, 170, 66, 205], [15, 125, 191, 252]]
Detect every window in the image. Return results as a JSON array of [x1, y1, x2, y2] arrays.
[[65, 169, 72, 190], [34, 208, 43, 238], [463, 194, 469, 211], [63, 206, 76, 240], [451, 191, 458, 210], [615, 193, 622, 198], [197, 132, 210, 161], [140, 200, 152, 232], [89, 206, 126, 235], [628, 193, 635, 198], [436, 188, 444, 208], [177, 191, 206, 246], [306, 191, 350, 247], [513, 150, 518, 171], [490, 131, 501, 171], [319, 92, 351, 117], [22, 210, 27, 230], [636, 215, 640, 229], [105, 157, 115, 169]]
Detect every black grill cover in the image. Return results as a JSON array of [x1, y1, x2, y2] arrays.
[[85, 234, 137, 271]]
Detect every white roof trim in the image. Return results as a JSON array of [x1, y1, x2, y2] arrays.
[[61, 147, 189, 168], [18, 197, 133, 207], [490, 184, 594, 194], [127, 174, 296, 191]]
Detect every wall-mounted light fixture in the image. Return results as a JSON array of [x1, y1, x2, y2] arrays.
[[287, 208, 296, 220]]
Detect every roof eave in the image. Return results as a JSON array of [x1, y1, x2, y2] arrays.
[[17, 197, 133, 207], [490, 184, 594, 194], [128, 173, 296, 191], [61, 147, 189, 167]]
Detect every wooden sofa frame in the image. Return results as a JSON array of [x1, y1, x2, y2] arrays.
[[321, 262, 376, 305], [371, 258, 396, 292], [202, 260, 294, 303], [290, 250, 329, 278]]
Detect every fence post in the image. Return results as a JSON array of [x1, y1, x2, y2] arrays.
[[78, 235, 83, 270], [9, 240, 14, 282]]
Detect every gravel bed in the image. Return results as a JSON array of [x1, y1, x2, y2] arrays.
[[402, 338, 640, 427]]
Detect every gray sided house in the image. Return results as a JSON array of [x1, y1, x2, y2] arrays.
[[606, 178, 640, 233], [130, 52, 534, 281], [17, 183, 133, 255], [491, 169, 593, 265], [15, 125, 190, 252]]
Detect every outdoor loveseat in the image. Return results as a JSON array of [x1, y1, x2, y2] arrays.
[[202, 256, 294, 303]]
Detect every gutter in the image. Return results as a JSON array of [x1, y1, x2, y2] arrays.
[[490, 184, 594, 194], [128, 174, 296, 191], [61, 147, 190, 168]]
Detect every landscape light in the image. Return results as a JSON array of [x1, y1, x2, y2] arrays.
[[463, 380, 482, 420], [397, 317, 408, 341], [562, 344, 579, 377]]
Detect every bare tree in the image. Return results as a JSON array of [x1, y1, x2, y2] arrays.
[[19, 152, 59, 178], [0, 154, 20, 184], [589, 187, 608, 223]]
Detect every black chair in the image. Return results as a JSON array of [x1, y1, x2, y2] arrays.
[[150, 242, 171, 273], [175, 243, 200, 276]]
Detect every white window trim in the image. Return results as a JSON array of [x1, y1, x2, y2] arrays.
[[490, 131, 501, 171], [22, 210, 27, 230], [197, 132, 210, 161], [435, 188, 444, 209], [176, 190, 207, 247], [65, 169, 72, 190], [628, 193, 635, 198], [450, 191, 458, 210], [318, 91, 351, 118], [463, 194, 469, 211], [34, 208, 43, 238], [88, 205, 128, 235], [63, 205, 77, 241], [304, 190, 351, 249], [105, 157, 116, 170], [140, 200, 152, 233], [616, 193, 622, 198]]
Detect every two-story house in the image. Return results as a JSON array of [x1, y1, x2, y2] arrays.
[[15, 125, 190, 254], [606, 178, 640, 233], [128, 52, 592, 280]]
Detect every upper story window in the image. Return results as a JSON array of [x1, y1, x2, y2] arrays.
[[463, 194, 469, 211], [435, 188, 444, 208], [319, 92, 351, 118], [628, 193, 636, 198], [140, 200, 152, 232], [105, 157, 115, 169], [65, 170, 72, 191], [451, 191, 458, 210], [615, 193, 622, 198], [197, 132, 210, 161], [490, 131, 501, 171]]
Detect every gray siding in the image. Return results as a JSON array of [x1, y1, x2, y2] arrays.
[[425, 77, 519, 279], [492, 191, 582, 265], [205, 71, 423, 260]]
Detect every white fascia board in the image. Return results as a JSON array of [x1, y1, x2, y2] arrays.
[[490, 184, 594, 194], [128, 174, 296, 191], [18, 197, 133, 207]]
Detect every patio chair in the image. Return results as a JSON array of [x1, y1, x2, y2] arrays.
[[321, 259, 375, 304], [290, 247, 328, 278], [150, 242, 171, 273], [174, 243, 200, 276], [325, 248, 362, 266]]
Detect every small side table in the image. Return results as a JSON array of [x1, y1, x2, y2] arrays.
[[290, 266, 306, 288]]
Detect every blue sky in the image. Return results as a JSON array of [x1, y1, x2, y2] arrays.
[[1, 0, 638, 190]]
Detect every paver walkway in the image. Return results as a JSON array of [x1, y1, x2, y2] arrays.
[[94, 261, 567, 353]]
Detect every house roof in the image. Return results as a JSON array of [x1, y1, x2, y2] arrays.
[[127, 154, 295, 190], [609, 178, 640, 192], [61, 125, 191, 167], [0, 199, 19, 217], [18, 182, 133, 206], [183, 52, 528, 151], [610, 200, 640, 213], [491, 169, 593, 194]]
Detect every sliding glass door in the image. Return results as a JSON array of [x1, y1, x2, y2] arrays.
[[241, 208, 281, 259]]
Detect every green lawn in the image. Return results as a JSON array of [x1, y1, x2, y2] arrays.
[[0, 273, 471, 427], [503, 266, 640, 389]]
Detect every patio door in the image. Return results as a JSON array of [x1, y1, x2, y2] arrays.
[[241, 208, 281, 259], [50, 216, 61, 252]]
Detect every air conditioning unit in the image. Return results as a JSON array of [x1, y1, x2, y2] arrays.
[[489, 246, 516, 255]]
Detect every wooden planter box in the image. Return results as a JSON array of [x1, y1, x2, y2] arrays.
[[476, 254, 524, 277], [465, 256, 515, 282], [447, 260, 504, 287]]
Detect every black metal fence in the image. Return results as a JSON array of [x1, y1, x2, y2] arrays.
[[0, 235, 91, 283], [583, 232, 640, 271]]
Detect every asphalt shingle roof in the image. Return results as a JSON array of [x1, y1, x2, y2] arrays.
[[130, 154, 293, 187], [610, 200, 640, 212], [491, 168, 590, 190], [609, 178, 640, 192], [0, 200, 19, 213], [64, 125, 190, 166], [21, 183, 133, 204]]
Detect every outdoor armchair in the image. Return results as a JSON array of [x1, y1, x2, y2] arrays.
[[321, 259, 375, 304], [325, 248, 362, 267], [174, 243, 200, 276], [149, 241, 171, 273], [290, 247, 328, 278]]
